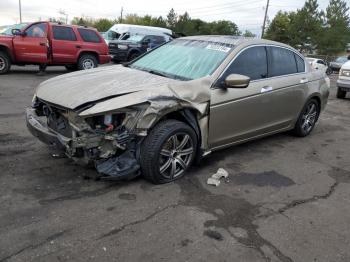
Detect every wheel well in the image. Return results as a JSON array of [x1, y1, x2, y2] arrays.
[[0, 45, 12, 61], [310, 96, 321, 111], [128, 49, 140, 58], [156, 109, 202, 152], [78, 51, 99, 63]]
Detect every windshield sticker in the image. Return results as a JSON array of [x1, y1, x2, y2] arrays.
[[206, 44, 231, 53]]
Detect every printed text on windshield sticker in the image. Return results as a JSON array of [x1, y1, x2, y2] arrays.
[[206, 44, 231, 53]]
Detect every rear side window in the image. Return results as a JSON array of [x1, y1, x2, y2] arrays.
[[295, 54, 305, 72], [223, 46, 268, 81], [77, 28, 101, 43], [268, 47, 298, 77], [52, 26, 76, 41]]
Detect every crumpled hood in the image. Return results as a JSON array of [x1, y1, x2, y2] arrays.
[[36, 65, 178, 109]]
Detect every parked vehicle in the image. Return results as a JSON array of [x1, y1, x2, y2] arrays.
[[306, 57, 332, 75], [103, 24, 172, 44], [109, 34, 168, 62], [336, 61, 350, 98], [0, 21, 110, 74], [329, 56, 348, 73], [26, 36, 330, 184]]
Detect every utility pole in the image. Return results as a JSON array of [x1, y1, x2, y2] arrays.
[[19, 0, 22, 23], [59, 10, 68, 24], [120, 7, 124, 23], [261, 0, 270, 38]]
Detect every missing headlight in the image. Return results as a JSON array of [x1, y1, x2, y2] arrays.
[[85, 113, 126, 132]]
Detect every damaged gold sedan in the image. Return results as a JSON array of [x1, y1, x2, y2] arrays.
[[26, 36, 330, 184]]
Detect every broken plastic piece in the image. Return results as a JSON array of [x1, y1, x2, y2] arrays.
[[212, 168, 229, 179], [207, 168, 229, 186], [95, 150, 140, 180], [207, 177, 221, 186]]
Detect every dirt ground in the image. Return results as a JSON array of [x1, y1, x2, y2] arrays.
[[0, 65, 349, 262]]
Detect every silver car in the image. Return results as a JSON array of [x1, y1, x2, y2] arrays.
[[26, 36, 330, 184]]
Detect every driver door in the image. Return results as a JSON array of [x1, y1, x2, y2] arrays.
[[209, 46, 288, 149], [12, 22, 49, 63]]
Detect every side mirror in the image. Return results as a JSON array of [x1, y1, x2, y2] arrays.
[[224, 74, 250, 88], [12, 29, 24, 36]]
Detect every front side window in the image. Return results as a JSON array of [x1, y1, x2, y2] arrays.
[[77, 28, 101, 43], [268, 47, 298, 77], [53, 26, 77, 41], [25, 23, 47, 38], [221, 46, 268, 81], [130, 39, 233, 80]]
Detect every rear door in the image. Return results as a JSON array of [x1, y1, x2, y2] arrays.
[[51, 25, 79, 63], [264, 46, 308, 125], [12, 22, 49, 63]]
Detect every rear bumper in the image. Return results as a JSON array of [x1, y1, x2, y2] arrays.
[[99, 54, 111, 64], [337, 79, 350, 91]]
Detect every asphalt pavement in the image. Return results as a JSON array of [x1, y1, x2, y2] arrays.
[[0, 65, 349, 262]]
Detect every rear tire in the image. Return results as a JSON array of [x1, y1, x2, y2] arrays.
[[140, 120, 197, 184], [0, 51, 11, 74], [292, 99, 320, 137], [128, 52, 140, 61], [336, 87, 346, 99], [78, 54, 98, 70]]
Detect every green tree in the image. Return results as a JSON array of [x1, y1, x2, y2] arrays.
[[243, 30, 256, 37], [319, 0, 350, 54], [93, 18, 113, 32], [265, 11, 291, 43], [166, 8, 177, 29]]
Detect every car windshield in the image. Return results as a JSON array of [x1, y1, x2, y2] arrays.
[[130, 39, 234, 80], [335, 57, 347, 63], [0, 23, 27, 35]]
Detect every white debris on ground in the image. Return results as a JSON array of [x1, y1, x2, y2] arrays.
[[207, 168, 229, 186]]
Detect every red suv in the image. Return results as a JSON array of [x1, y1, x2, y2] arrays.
[[0, 22, 110, 74]]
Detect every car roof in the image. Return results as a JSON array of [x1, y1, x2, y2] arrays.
[[179, 35, 293, 48]]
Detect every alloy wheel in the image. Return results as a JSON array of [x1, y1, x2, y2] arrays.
[[0, 57, 5, 71], [159, 133, 194, 179], [301, 102, 317, 134], [82, 58, 95, 69]]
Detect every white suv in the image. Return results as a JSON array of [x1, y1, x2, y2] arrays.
[[337, 60, 350, 99]]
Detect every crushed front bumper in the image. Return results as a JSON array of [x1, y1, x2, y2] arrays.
[[26, 108, 69, 150], [26, 107, 140, 180]]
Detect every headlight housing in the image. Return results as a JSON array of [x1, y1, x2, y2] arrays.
[[117, 44, 128, 50], [340, 69, 350, 77], [85, 113, 126, 132]]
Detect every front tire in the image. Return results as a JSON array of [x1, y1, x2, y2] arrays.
[[0, 51, 11, 74], [140, 120, 197, 184], [292, 99, 320, 137], [78, 54, 98, 70], [336, 87, 346, 99]]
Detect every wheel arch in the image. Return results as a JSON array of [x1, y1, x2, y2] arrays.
[[78, 50, 99, 63], [149, 107, 204, 160], [0, 45, 14, 62]]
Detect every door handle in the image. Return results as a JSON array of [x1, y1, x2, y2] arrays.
[[261, 86, 273, 93], [76, 45, 81, 48], [300, 78, 309, 84], [39, 42, 46, 46]]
